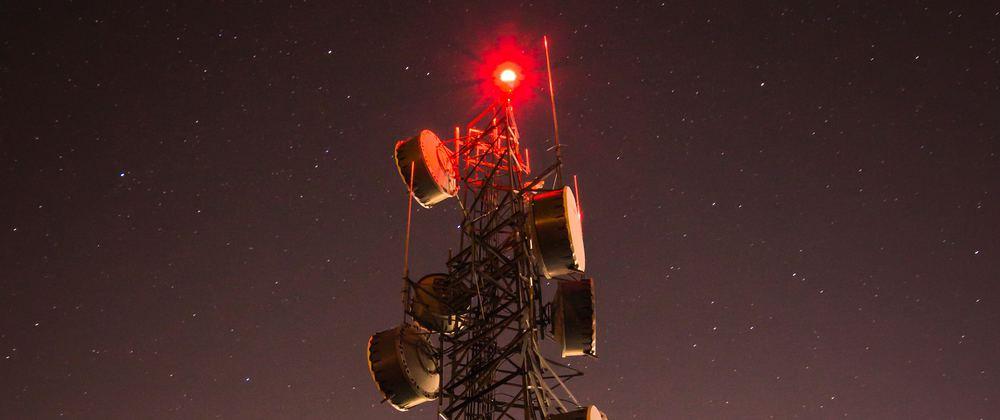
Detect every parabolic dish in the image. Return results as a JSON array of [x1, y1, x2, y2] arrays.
[[528, 186, 586, 278], [411, 273, 470, 333], [394, 129, 458, 208], [554, 278, 597, 357], [366, 323, 439, 410]]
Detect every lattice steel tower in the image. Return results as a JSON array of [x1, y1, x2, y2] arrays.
[[366, 37, 607, 420]]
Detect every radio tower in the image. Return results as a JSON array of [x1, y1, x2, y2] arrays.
[[366, 37, 607, 420]]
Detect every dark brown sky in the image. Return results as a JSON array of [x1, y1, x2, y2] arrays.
[[2, 2, 998, 419]]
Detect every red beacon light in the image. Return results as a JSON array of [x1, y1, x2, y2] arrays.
[[499, 69, 517, 83], [493, 61, 522, 93]]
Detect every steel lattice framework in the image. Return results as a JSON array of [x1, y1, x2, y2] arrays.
[[430, 102, 583, 419]]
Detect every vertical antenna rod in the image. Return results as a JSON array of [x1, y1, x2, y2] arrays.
[[543, 35, 565, 184], [573, 174, 582, 218], [402, 162, 416, 277], [401, 162, 416, 318]]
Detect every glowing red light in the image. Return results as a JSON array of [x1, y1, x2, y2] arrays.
[[475, 36, 538, 102], [494, 61, 522, 92], [499, 69, 517, 83]]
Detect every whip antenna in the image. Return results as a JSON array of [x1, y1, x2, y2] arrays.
[[401, 161, 416, 319], [544, 35, 565, 185]]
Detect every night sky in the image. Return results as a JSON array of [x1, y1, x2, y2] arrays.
[[2, 2, 999, 419]]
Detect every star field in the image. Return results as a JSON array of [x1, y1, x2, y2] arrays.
[[2, 2, 999, 419]]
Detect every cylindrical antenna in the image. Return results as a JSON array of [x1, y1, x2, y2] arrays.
[[544, 35, 564, 185]]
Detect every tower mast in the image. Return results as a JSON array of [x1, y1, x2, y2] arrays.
[[367, 38, 606, 420]]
